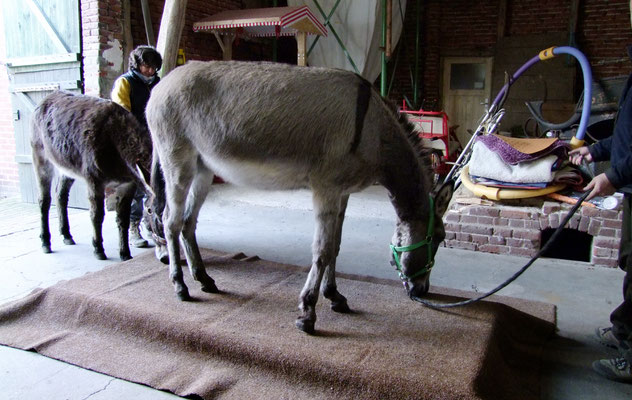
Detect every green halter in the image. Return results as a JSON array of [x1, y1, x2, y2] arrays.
[[389, 195, 436, 282]]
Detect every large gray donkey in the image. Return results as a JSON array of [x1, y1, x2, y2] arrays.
[[31, 91, 152, 261], [144, 61, 453, 334]]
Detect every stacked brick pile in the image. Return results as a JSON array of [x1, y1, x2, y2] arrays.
[[443, 196, 622, 268]]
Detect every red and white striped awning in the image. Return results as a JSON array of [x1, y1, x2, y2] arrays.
[[193, 6, 327, 37]]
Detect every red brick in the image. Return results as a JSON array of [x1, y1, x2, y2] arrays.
[[578, 216, 591, 232], [509, 247, 537, 257], [499, 208, 536, 219], [479, 244, 510, 254], [444, 212, 460, 223], [591, 257, 619, 268], [506, 237, 532, 248], [599, 228, 618, 237], [548, 213, 561, 229], [461, 224, 493, 235], [593, 237, 619, 249], [471, 234, 489, 245], [593, 246, 614, 257], [508, 219, 525, 228], [588, 220, 603, 236], [456, 232, 472, 242], [512, 229, 540, 241], [598, 209, 620, 220], [603, 219, 623, 229], [493, 226, 512, 237], [541, 201, 561, 214], [468, 206, 500, 217]]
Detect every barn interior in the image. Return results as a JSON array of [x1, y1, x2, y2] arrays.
[[0, 0, 632, 399]]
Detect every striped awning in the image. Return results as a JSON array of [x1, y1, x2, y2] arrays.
[[193, 6, 327, 37]]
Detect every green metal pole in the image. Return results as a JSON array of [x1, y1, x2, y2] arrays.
[[381, 0, 387, 97]]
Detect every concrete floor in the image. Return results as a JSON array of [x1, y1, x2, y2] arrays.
[[0, 184, 631, 399]]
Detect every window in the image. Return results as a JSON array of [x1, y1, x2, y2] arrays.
[[449, 63, 486, 90]]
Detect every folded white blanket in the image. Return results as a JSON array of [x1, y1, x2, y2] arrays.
[[468, 141, 558, 183]]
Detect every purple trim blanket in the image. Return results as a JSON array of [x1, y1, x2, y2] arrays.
[[476, 134, 570, 165]]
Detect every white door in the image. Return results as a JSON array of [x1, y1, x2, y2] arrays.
[[442, 57, 493, 150]]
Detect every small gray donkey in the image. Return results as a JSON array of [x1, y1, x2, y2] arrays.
[[144, 61, 453, 334]]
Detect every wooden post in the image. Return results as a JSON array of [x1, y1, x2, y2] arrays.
[[122, 0, 133, 70], [156, 0, 188, 78], [497, 0, 507, 40], [296, 32, 307, 66], [222, 34, 234, 61], [140, 0, 156, 47]]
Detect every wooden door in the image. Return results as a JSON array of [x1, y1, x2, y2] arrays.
[[2, 0, 87, 207], [441, 57, 493, 151]]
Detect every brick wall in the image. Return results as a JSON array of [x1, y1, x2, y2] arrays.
[[444, 198, 622, 268], [0, 6, 19, 197], [391, 0, 632, 107]]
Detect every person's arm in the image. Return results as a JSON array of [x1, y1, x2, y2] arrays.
[[110, 77, 132, 111], [604, 141, 632, 189], [587, 136, 612, 162]]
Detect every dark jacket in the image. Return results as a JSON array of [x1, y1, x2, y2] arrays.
[[589, 53, 632, 193], [121, 70, 160, 127]]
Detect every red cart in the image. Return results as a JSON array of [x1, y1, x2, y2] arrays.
[[399, 101, 460, 177]]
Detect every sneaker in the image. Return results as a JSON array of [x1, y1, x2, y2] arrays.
[[595, 327, 624, 350], [592, 357, 632, 383], [129, 223, 149, 248]]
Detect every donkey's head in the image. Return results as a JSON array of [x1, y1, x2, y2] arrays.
[[390, 180, 453, 298], [138, 155, 169, 264]]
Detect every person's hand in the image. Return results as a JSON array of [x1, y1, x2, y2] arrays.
[[569, 146, 593, 165], [583, 173, 616, 201]]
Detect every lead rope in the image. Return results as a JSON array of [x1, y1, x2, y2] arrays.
[[410, 190, 591, 309]]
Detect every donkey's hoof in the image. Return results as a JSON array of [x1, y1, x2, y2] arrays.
[[42, 245, 52, 254], [155, 247, 169, 264], [201, 281, 219, 293], [176, 287, 191, 301], [331, 299, 351, 313], [94, 251, 107, 260], [295, 318, 315, 335], [120, 253, 133, 262], [63, 238, 75, 245]]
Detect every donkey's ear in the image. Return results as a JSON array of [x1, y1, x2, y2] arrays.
[[433, 179, 454, 216], [136, 164, 154, 198]]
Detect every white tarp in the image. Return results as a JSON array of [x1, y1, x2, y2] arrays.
[[288, 0, 406, 82]]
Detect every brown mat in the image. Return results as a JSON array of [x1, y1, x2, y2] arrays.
[[0, 249, 555, 399]]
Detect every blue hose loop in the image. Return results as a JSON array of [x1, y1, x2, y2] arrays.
[[550, 46, 593, 146], [490, 46, 592, 148]]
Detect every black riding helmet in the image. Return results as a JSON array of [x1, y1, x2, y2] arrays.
[[129, 46, 162, 72]]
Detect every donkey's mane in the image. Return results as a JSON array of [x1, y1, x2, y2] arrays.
[[381, 96, 434, 174]]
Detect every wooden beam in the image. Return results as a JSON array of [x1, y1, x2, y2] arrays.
[[296, 32, 307, 66], [156, 0, 188, 77], [569, 0, 580, 35], [214, 32, 235, 61], [141, 0, 156, 47], [497, 0, 507, 40], [24, 0, 70, 53], [222, 34, 234, 61], [122, 0, 133, 70]]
